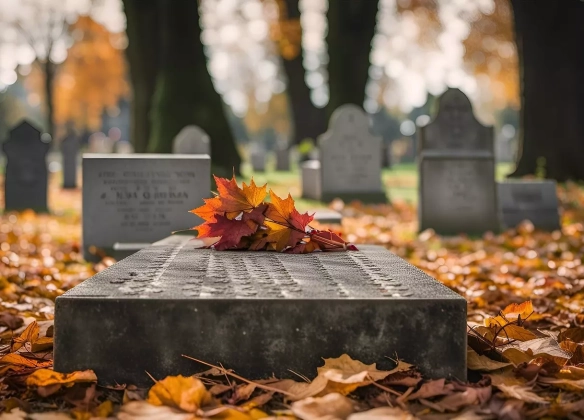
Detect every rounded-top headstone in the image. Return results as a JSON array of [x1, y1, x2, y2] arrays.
[[172, 126, 211, 155]]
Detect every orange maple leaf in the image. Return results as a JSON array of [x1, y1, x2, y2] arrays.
[[215, 176, 267, 219], [198, 205, 267, 250]]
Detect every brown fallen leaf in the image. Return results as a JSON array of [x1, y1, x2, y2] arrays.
[[26, 369, 97, 397], [147, 375, 215, 413], [467, 348, 512, 371], [485, 301, 534, 328], [495, 384, 547, 404], [0, 313, 23, 330], [118, 401, 196, 420], [408, 379, 454, 400], [347, 406, 415, 419], [434, 387, 491, 412], [269, 355, 413, 401], [291, 393, 355, 420]]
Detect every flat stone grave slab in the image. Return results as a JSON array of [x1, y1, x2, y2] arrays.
[[55, 235, 466, 386], [82, 154, 210, 261], [498, 180, 560, 231]]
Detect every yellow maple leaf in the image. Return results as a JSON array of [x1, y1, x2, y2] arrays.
[[147, 375, 215, 414], [485, 301, 534, 328], [26, 369, 97, 388]]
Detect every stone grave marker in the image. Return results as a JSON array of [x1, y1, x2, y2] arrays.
[[54, 234, 466, 386], [115, 141, 134, 154], [61, 133, 80, 189], [301, 160, 321, 200], [275, 149, 290, 171], [88, 134, 114, 153], [82, 154, 210, 261], [498, 180, 560, 231], [418, 88, 499, 235], [3, 121, 50, 212], [310, 209, 342, 225], [319, 105, 386, 203], [250, 148, 266, 172], [172, 125, 211, 156]]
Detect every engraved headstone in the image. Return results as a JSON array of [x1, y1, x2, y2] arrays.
[[275, 149, 290, 171], [3, 121, 50, 211], [250, 149, 266, 172], [418, 89, 499, 235], [301, 160, 321, 200], [172, 125, 211, 156], [498, 180, 560, 231], [319, 105, 386, 203], [55, 235, 466, 386], [61, 133, 80, 189], [82, 154, 210, 261]]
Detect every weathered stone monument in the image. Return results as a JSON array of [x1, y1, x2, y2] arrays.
[[82, 154, 210, 261], [301, 160, 321, 200], [498, 180, 560, 231], [172, 125, 210, 156], [250, 148, 266, 172], [3, 121, 50, 212], [418, 89, 499, 235], [319, 105, 386, 203], [115, 141, 134, 154], [275, 149, 290, 171], [54, 234, 466, 386], [61, 133, 80, 189]]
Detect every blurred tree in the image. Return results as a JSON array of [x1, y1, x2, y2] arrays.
[[121, 0, 159, 153], [510, 0, 584, 181], [53, 17, 129, 134], [326, 0, 378, 114], [146, 0, 241, 176], [271, 0, 326, 145], [4, 0, 70, 138]]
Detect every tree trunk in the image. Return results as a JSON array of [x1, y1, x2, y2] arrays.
[[510, 0, 584, 181], [326, 0, 378, 115], [43, 60, 56, 138], [121, 0, 160, 153], [148, 0, 241, 176], [280, 0, 327, 145]]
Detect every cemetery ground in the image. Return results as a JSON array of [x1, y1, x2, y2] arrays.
[[1, 167, 584, 418]]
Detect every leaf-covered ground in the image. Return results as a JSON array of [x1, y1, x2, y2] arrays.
[[2, 181, 584, 419]]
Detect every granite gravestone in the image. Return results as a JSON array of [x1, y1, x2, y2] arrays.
[[3, 121, 50, 212], [275, 149, 290, 171], [115, 141, 134, 154], [172, 126, 211, 156], [61, 133, 80, 189], [418, 89, 499, 235], [250, 149, 266, 172], [301, 160, 321, 200], [319, 105, 386, 203], [54, 235, 466, 386], [310, 209, 342, 225], [82, 154, 210, 261], [498, 180, 560, 231]]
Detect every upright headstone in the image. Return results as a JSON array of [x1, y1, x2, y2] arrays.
[[115, 141, 134, 154], [319, 105, 386, 203], [82, 154, 211, 261], [498, 180, 560, 231], [275, 149, 290, 171], [250, 149, 266, 172], [418, 89, 499, 235], [3, 121, 50, 211], [61, 133, 80, 189], [172, 126, 211, 156], [55, 235, 467, 386], [301, 160, 321, 200]]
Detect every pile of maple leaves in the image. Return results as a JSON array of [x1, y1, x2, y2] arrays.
[[191, 176, 356, 253], [2, 181, 584, 418]]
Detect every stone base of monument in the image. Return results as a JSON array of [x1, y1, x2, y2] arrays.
[[310, 209, 343, 225], [321, 191, 388, 204], [54, 235, 467, 386]]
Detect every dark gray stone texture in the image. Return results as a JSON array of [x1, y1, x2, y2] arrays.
[[498, 180, 560, 231], [311, 209, 343, 225], [3, 121, 50, 212], [275, 149, 290, 171], [418, 89, 499, 235], [55, 235, 466, 386]]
